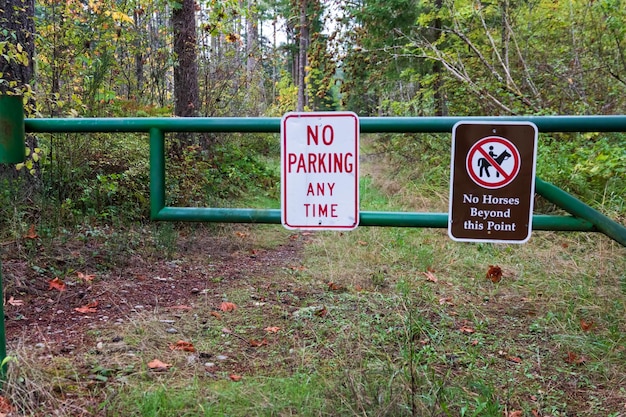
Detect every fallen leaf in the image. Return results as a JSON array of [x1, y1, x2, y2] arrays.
[[565, 351, 587, 365], [170, 340, 196, 352], [531, 410, 540, 417], [210, 311, 222, 320], [23, 224, 38, 239], [229, 374, 242, 381], [221, 327, 233, 334], [470, 339, 479, 346], [220, 302, 237, 312], [439, 297, 454, 306], [357, 240, 368, 246], [264, 326, 281, 333], [0, 395, 13, 414], [459, 326, 475, 334], [290, 265, 306, 271], [328, 282, 344, 291], [147, 359, 171, 371], [77, 272, 95, 282], [249, 339, 268, 347], [506, 355, 522, 363], [7, 296, 24, 306], [486, 265, 503, 283], [235, 231, 248, 238], [508, 411, 523, 417], [48, 277, 66, 292], [580, 319, 594, 332], [74, 301, 98, 314], [314, 306, 328, 317], [423, 270, 438, 283]]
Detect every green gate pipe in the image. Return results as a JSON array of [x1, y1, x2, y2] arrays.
[[149, 128, 166, 219], [152, 207, 595, 232], [535, 178, 626, 246], [24, 115, 626, 133]]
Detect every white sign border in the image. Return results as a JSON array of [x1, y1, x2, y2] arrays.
[[281, 111, 360, 231], [448, 121, 538, 244]]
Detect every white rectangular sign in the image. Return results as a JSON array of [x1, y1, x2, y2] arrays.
[[281, 112, 359, 230]]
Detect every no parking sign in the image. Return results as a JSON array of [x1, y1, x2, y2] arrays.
[[449, 122, 538, 243]]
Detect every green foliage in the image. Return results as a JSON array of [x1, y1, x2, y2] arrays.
[[35, 132, 150, 224], [201, 135, 279, 205], [536, 133, 626, 215]]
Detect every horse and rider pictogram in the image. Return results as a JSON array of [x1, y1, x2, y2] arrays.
[[466, 137, 521, 189]]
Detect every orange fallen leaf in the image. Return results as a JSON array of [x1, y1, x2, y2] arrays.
[[48, 277, 66, 292], [328, 282, 344, 291], [423, 270, 438, 283], [439, 297, 454, 306], [357, 240, 368, 246], [170, 340, 196, 352], [264, 326, 280, 333], [507, 411, 523, 417], [77, 272, 95, 283], [0, 395, 13, 414], [7, 296, 24, 306], [459, 326, 475, 334], [486, 265, 503, 283], [580, 319, 594, 332], [506, 355, 522, 363], [220, 302, 237, 312], [74, 301, 98, 314], [210, 311, 222, 320], [249, 339, 268, 347], [531, 410, 540, 417], [23, 224, 38, 239], [290, 265, 306, 271], [147, 359, 171, 371], [235, 231, 248, 238], [565, 351, 587, 365], [229, 374, 242, 381]]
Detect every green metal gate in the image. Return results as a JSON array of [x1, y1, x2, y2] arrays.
[[21, 115, 626, 246], [1, 107, 626, 377]]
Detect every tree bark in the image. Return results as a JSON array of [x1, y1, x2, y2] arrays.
[[0, 0, 35, 97], [296, 0, 308, 112], [172, 0, 200, 154]]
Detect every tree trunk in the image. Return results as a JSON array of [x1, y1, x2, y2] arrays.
[[296, 0, 308, 112], [172, 0, 200, 154]]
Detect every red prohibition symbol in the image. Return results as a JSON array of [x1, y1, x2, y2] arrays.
[[466, 137, 521, 189]]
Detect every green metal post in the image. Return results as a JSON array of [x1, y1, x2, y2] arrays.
[[0, 95, 25, 163], [0, 95, 26, 379], [150, 128, 166, 219]]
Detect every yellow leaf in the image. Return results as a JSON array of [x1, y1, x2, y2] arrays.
[[32, 153, 39, 162], [15, 163, 24, 171], [24, 147, 31, 156], [17, 43, 23, 53]]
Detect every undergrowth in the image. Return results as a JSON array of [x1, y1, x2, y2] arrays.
[[0, 131, 624, 416]]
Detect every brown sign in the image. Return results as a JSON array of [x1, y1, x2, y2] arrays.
[[448, 122, 538, 243]]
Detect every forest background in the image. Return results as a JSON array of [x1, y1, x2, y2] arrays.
[[0, 0, 625, 416], [0, 0, 624, 222]]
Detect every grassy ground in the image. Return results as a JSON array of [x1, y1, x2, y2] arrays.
[[2, 145, 625, 416]]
